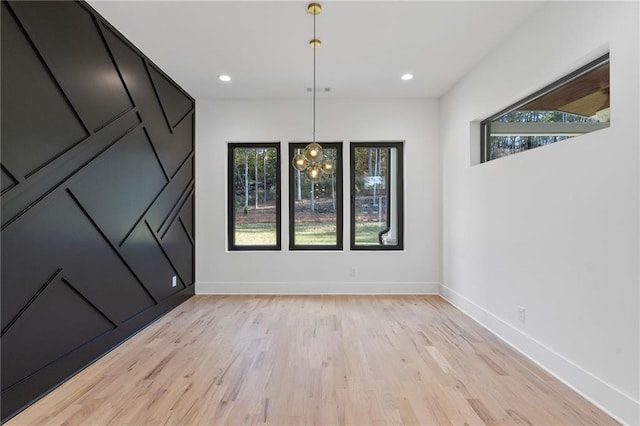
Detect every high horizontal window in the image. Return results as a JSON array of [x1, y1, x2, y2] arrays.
[[350, 142, 404, 250], [228, 143, 281, 250], [481, 53, 610, 162], [289, 142, 343, 250]]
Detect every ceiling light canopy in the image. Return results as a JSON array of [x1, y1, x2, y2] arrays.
[[291, 3, 334, 183], [218, 74, 231, 82], [401, 73, 414, 81]]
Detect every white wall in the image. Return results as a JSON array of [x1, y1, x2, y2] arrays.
[[439, 2, 639, 424], [196, 98, 440, 294]]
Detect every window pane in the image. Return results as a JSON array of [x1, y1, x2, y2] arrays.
[[351, 143, 403, 250], [289, 142, 342, 249], [483, 54, 609, 162], [228, 144, 280, 250]]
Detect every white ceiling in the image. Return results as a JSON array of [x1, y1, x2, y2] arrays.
[[89, 1, 542, 99]]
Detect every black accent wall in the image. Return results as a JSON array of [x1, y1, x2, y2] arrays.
[[1, 1, 195, 420]]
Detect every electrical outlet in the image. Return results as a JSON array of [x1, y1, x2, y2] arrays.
[[172, 275, 177, 287], [350, 267, 356, 278], [517, 306, 525, 323]]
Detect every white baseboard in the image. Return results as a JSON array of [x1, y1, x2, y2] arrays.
[[196, 281, 439, 295], [439, 284, 640, 426]]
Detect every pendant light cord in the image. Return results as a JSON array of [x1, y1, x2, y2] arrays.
[[312, 10, 316, 143]]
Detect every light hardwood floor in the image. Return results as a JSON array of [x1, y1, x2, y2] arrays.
[[8, 295, 617, 425]]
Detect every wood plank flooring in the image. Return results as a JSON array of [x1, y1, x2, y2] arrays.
[[7, 295, 617, 425]]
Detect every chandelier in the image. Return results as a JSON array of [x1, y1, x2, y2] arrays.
[[291, 3, 335, 183]]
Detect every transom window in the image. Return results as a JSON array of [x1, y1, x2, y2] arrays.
[[481, 53, 610, 162]]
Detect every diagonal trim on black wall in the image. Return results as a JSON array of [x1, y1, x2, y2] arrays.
[[0, 268, 62, 338], [0, 111, 142, 232], [60, 277, 120, 329], [65, 188, 161, 306]]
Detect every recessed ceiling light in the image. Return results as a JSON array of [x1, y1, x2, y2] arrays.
[[401, 73, 414, 81], [219, 74, 231, 82]]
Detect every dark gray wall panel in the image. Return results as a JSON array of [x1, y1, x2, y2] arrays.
[[1, 278, 114, 390], [0, 193, 155, 330], [1, 166, 18, 194], [70, 127, 167, 243], [102, 27, 190, 177], [180, 193, 195, 239], [146, 156, 193, 233], [0, 110, 141, 229], [120, 222, 185, 301], [160, 218, 194, 287], [1, 2, 88, 179], [148, 65, 193, 128], [9, 1, 132, 132], [171, 113, 195, 168], [0, 1, 195, 420]]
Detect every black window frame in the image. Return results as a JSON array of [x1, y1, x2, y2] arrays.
[[480, 53, 610, 163], [350, 141, 404, 251], [288, 142, 343, 251], [227, 142, 281, 251]]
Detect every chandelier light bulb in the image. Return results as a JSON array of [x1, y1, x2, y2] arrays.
[[321, 159, 335, 174], [292, 153, 309, 171], [304, 142, 323, 163], [306, 164, 322, 182]]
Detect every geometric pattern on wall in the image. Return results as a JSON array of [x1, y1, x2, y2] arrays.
[[0, 0, 195, 420]]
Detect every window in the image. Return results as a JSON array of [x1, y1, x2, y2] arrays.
[[481, 53, 610, 162], [350, 142, 403, 250], [228, 143, 281, 250], [289, 142, 343, 250]]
